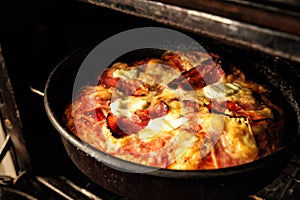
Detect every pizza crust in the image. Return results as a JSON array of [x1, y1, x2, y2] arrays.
[[63, 50, 284, 170]]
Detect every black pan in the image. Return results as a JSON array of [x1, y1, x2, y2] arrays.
[[44, 37, 300, 200]]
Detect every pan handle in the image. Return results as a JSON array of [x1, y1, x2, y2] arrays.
[[29, 86, 44, 97]]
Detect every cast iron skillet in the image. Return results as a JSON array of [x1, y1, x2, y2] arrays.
[[44, 39, 300, 200]]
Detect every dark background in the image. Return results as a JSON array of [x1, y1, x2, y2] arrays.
[[0, 0, 164, 174]]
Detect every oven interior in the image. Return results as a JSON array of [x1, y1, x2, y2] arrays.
[[1, 0, 300, 199]]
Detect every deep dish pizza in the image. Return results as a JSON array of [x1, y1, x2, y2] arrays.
[[63, 50, 284, 170]]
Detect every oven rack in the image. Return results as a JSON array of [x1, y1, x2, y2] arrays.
[[1, 146, 300, 199]]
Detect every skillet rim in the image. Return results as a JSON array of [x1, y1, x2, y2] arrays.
[[43, 43, 300, 179]]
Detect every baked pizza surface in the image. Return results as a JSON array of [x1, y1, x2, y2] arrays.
[[64, 50, 284, 170]]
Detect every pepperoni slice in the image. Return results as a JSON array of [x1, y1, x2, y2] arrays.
[[226, 101, 241, 112], [98, 69, 119, 88], [168, 63, 224, 90], [95, 108, 105, 121], [107, 101, 169, 138], [98, 68, 149, 96], [149, 101, 169, 119], [162, 53, 186, 72], [114, 79, 149, 96], [107, 113, 148, 138]]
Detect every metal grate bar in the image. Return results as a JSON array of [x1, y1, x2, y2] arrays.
[[0, 135, 12, 163], [250, 153, 300, 200]]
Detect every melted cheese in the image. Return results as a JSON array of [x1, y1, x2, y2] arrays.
[[113, 61, 181, 85], [138, 115, 187, 139], [66, 51, 282, 170], [110, 97, 148, 118], [221, 117, 258, 160], [113, 67, 138, 80], [227, 87, 257, 105]]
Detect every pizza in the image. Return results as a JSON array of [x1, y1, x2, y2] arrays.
[[63, 50, 284, 170]]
